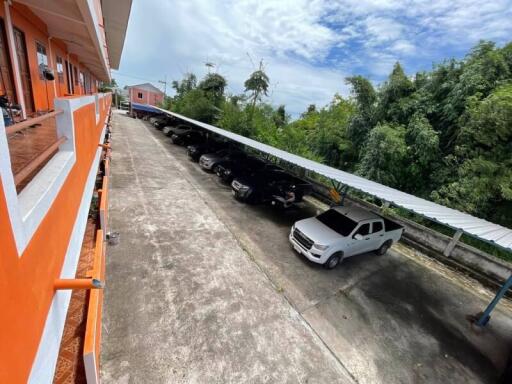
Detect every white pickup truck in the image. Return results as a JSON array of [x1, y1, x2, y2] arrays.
[[289, 206, 404, 269]]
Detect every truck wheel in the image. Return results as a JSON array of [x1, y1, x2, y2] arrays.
[[324, 253, 343, 269], [376, 241, 392, 256]]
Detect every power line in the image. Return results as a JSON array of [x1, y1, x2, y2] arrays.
[[112, 71, 160, 83]]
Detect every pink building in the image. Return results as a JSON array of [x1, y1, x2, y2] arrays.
[[127, 83, 164, 106]]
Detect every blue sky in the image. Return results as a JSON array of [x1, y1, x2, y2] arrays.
[[113, 0, 512, 116]]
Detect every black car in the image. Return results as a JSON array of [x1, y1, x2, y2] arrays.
[[231, 169, 312, 207], [187, 142, 225, 162], [153, 117, 175, 130], [216, 156, 281, 183], [170, 130, 204, 146]]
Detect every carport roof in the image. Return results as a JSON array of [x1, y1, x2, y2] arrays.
[[155, 107, 512, 252]]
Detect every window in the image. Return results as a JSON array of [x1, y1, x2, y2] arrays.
[[79, 71, 84, 88], [316, 209, 358, 237], [56, 56, 64, 81], [137, 92, 143, 99], [73, 66, 79, 86], [354, 223, 370, 237], [372, 221, 383, 233], [36, 42, 48, 79]]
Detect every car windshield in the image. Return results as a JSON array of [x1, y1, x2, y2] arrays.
[[316, 209, 357, 237]]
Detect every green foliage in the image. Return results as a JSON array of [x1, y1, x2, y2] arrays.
[[357, 123, 408, 188], [432, 83, 512, 226], [172, 89, 219, 124], [199, 73, 227, 101]]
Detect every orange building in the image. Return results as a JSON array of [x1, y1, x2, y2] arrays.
[[127, 82, 164, 106], [0, 1, 131, 383]]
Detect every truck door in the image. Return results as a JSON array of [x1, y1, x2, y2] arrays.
[[347, 223, 371, 256], [366, 220, 385, 250]]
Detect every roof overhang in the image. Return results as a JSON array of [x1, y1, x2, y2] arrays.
[[16, 0, 131, 81], [102, 0, 132, 69]]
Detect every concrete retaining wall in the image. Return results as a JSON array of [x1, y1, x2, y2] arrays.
[[307, 178, 512, 287]]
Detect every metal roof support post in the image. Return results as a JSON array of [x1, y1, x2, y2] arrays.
[[476, 275, 512, 327], [443, 229, 463, 257]]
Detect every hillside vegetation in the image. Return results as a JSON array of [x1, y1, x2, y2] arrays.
[[163, 41, 512, 230]]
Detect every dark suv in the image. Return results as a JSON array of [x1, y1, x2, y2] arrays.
[[216, 157, 281, 183], [170, 129, 204, 146], [231, 169, 312, 207]]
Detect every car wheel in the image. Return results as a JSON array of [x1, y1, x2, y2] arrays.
[[212, 165, 220, 174], [376, 240, 392, 256], [324, 253, 343, 269]]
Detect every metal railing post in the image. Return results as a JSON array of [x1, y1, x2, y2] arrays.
[[476, 275, 512, 327]]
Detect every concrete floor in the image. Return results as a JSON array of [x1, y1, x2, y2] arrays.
[[102, 111, 512, 383]]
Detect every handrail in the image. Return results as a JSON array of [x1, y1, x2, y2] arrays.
[[13, 136, 67, 186], [83, 229, 105, 384], [5, 109, 64, 135]]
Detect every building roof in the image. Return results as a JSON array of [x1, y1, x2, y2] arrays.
[[103, 0, 133, 69], [155, 107, 512, 252], [127, 83, 164, 94]]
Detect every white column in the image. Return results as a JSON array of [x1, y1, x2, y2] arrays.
[[4, 0, 26, 119]]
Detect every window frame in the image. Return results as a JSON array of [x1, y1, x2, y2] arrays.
[[35, 41, 48, 80], [56, 55, 64, 81]]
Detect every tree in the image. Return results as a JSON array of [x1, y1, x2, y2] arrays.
[[357, 123, 409, 188], [345, 76, 377, 152], [199, 73, 227, 101], [244, 61, 270, 113], [432, 84, 512, 226], [405, 114, 441, 193], [171, 73, 197, 99], [377, 62, 415, 124]]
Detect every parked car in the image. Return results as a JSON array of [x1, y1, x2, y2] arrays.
[[163, 124, 190, 137], [216, 157, 281, 183], [231, 169, 312, 207], [153, 117, 175, 130], [199, 149, 246, 172], [289, 206, 404, 269], [187, 142, 226, 162], [170, 129, 204, 146]]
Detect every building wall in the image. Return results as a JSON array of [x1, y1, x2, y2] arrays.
[[130, 86, 164, 106], [0, 94, 111, 383], [0, 2, 113, 382], [0, 3, 100, 115]]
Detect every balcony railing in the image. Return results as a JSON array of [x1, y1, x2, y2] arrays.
[[6, 110, 64, 193]]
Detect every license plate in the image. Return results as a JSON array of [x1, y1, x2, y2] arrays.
[[293, 244, 302, 254]]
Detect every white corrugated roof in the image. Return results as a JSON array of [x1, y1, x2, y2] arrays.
[[156, 108, 512, 252]]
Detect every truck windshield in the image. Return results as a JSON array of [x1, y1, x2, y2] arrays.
[[316, 209, 357, 237]]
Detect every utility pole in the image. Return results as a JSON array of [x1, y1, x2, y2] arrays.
[[158, 75, 167, 96]]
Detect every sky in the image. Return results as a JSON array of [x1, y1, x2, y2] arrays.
[[113, 0, 512, 117]]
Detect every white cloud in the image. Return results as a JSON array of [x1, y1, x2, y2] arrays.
[[114, 0, 512, 117]]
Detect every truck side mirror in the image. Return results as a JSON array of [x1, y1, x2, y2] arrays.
[[354, 234, 363, 240]]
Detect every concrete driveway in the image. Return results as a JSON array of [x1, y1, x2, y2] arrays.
[[102, 111, 512, 383]]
